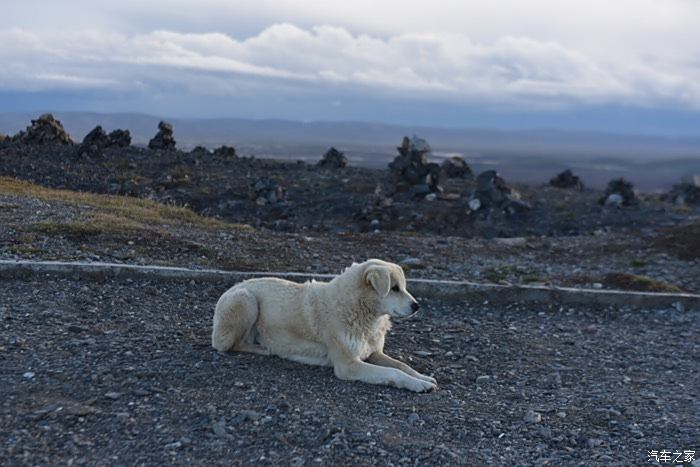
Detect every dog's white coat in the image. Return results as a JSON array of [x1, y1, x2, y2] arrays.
[[212, 259, 437, 392]]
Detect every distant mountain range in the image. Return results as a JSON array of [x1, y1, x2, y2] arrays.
[[1, 111, 699, 190]]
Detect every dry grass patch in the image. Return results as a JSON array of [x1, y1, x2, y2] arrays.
[[603, 272, 684, 293], [0, 176, 249, 232]]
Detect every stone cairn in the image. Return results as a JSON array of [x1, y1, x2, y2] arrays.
[[148, 121, 176, 150], [213, 145, 237, 158], [469, 170, 530, 213], [389, 135, 443, 195], [663, 175, 700, 206], [317, 147, 348, 168], [80, 126, 132, 157], [600, 178, 638, 206], [13, 113, 73, 145], [441, 156, 473, 179], [549, 169, 584, 191]]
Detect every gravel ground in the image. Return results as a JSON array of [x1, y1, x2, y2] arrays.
[[1, 191, 699, 293], [1, 276, 698, 466]]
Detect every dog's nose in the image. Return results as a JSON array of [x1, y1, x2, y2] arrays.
[[411, 302, 420, 312]]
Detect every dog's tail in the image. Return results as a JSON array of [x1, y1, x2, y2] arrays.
[[211, 287, 259, 352]]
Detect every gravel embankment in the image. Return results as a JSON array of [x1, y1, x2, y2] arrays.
[[1, 276, 698, 465]]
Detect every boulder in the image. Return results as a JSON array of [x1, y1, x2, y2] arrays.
[[213, 145, 237, 158], [318, 147, 348, 168], [441, 156, 473, 179], [148, 121, 176, 150], [252, 177, 285, 205], [600, 178, 637, 206], [471, 170, 529, 212], [663, 175, 700, 206], [14, 113, 73, 145], [108, 129, 131, 147], [550, 169, 584, 191], [389, 135, 444, 192]]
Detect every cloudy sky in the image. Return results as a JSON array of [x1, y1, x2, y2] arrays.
[[2, 0, 700, 134]]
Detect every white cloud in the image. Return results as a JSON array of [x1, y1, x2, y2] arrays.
[[1, 10, 699, 109]]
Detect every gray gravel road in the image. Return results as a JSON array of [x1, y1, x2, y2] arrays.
[[1, 277, 698, 466]]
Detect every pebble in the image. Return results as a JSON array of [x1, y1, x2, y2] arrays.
[[523, 410, 542, 423], [104, 392, 122, 400], [476, 375, 491, 385], [23, 371, 35, 379], [407, 413, 421, 425]]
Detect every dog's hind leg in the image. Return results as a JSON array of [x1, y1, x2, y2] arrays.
[[212, 288, 261, 353]]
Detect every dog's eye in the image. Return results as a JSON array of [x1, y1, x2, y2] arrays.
[[392, 285, 400, 292]]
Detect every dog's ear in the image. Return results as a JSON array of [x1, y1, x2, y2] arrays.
[[364, 266, 391, 297]]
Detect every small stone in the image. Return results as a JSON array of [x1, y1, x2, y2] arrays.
[[604, 193, 624, 206], [425, 193, 437, 201], [212, 420, 227, 437], [523, 410, 542, 423], [468, 198, 482, 211], [555, 411, 567, 419], [592, 283, 603, 289], [476, 375, 491, 385], [413, 350, 433, 357], [104, 392, 122, 400], [23, 371, 35, 379], [407, 413, 421, 425], [164, 441, 182, 450]]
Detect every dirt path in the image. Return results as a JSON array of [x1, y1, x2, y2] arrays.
[[1, 277, 698, 465]]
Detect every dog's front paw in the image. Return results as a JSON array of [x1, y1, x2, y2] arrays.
[[415, 373, 437, 385], [405, 377, 437, 393]]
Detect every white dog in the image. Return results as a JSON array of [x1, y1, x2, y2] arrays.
[[212, 259, 437, 392]]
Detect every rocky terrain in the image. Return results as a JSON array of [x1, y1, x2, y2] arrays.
[[1, 115, 699, 239], [1, 115, 699, 466]]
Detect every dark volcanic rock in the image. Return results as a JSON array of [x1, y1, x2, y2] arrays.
[[14, 113, 73, 145], [441, 156, 473, 179], [663, 175, 700, 206], [213, 145, 237, 158], [318, 147, 348, 168], [550, 169, 584, 191], [471, 170, 530, 213], [252, 177, 285, 205], [600, 178, 638, 206], [190, 146, 210, 156], [389, 136, 443, 192], [108, 129, 131, 147], [148, 121, 176, 150]]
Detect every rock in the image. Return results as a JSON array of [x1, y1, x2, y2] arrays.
[[399, 257, 422, 268], [407, 413, 421, 425], [104, 391, 122, 400], [213, 145, 237, 158], [108, 129, 131, 147], [473, 170, 529, 212], [663, 175, 700, 206], [441, 156, 473, 179], [14, 113, 73, 145], [468, 198, 482, 211], [550, 169, 584, 191], [599, 178, 637, 206], [148, 121, 176, 150], [425, 193, 437, 202], [523, 410, 542, 423], [476, 375, 491, 385], [252, 177, 285, 205], [389, 135, 444, 192], [604, 193, 624, 206], [23, 371, 35, 379], [318, 147, 348, 168]]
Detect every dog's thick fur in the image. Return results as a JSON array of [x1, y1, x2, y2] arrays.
[[212, 259, 437, 392]]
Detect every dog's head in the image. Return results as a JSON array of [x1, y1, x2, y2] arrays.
[[359, 259, 420, 319]]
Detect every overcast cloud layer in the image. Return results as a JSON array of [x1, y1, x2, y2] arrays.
[[2, 1, 700, 131]]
